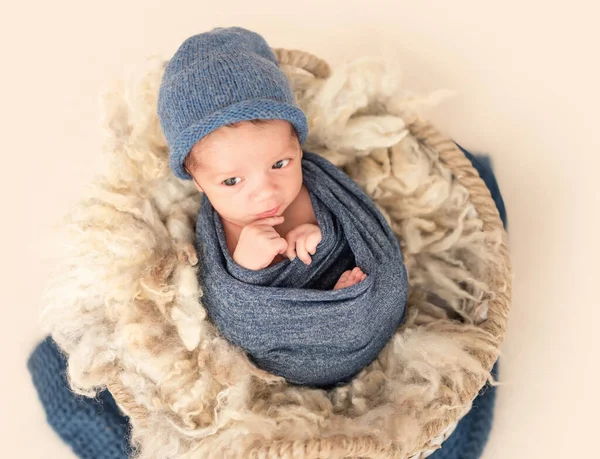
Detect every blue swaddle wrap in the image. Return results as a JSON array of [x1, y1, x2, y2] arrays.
[[195, 150, 409, 387]]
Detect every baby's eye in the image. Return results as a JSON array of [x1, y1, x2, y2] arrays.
[[222, 177, 241, 187], [273, 159, 290, 169]]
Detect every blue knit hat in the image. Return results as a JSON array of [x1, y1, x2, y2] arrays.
[[157, 27, 309, 180]]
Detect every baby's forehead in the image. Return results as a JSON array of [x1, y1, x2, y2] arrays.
[[210, 148, 279, 166], [189, 122, 299, 172], [191, 144, 272, 173], [195, 132, 296, 158]]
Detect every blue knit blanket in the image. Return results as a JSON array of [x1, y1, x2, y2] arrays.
[[195, 150, 408, 388]]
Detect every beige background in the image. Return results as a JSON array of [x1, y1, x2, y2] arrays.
[[2, 1, 599, 457]]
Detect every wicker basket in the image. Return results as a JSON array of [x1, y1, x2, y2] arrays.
[[43, 46, 512, 459]]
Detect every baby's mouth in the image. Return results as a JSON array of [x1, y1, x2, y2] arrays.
[[256, 205, 281, 218]]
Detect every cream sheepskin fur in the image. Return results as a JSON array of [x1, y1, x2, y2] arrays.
[[40, 54, 505, 459]]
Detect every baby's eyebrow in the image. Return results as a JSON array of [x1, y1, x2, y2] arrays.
[[215, 167, 243, 178]]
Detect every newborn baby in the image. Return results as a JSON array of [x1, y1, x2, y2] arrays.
[[158, 26, 408, 387], [183, 118, 368, 290]]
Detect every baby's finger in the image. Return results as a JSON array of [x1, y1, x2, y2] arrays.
[[305, 230, 322, 254], [275, 237, 288, 255], [255, 215, 284, 227], [285, 235, 297, 261], [286, 244, 297, 261], [296, 237, 311, 265]]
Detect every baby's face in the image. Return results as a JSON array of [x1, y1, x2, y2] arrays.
[[187, 120, 303, 229]]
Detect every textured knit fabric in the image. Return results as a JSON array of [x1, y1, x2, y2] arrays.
[[157, 27, 309, 181], [27, 336, 134, 459], [28, 149, 505, 459], [196, 150, 408, 388]]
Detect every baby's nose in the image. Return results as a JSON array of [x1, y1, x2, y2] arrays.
[[252, 181, 277, 200]]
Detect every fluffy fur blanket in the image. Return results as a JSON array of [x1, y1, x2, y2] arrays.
[[40, 52, 510, 458]]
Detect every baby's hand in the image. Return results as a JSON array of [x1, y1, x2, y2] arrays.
[[233, 216, 287, 270], [285, 223, 322, 265]]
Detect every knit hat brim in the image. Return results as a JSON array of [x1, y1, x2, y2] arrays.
[[169, 99, 309, 180]]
